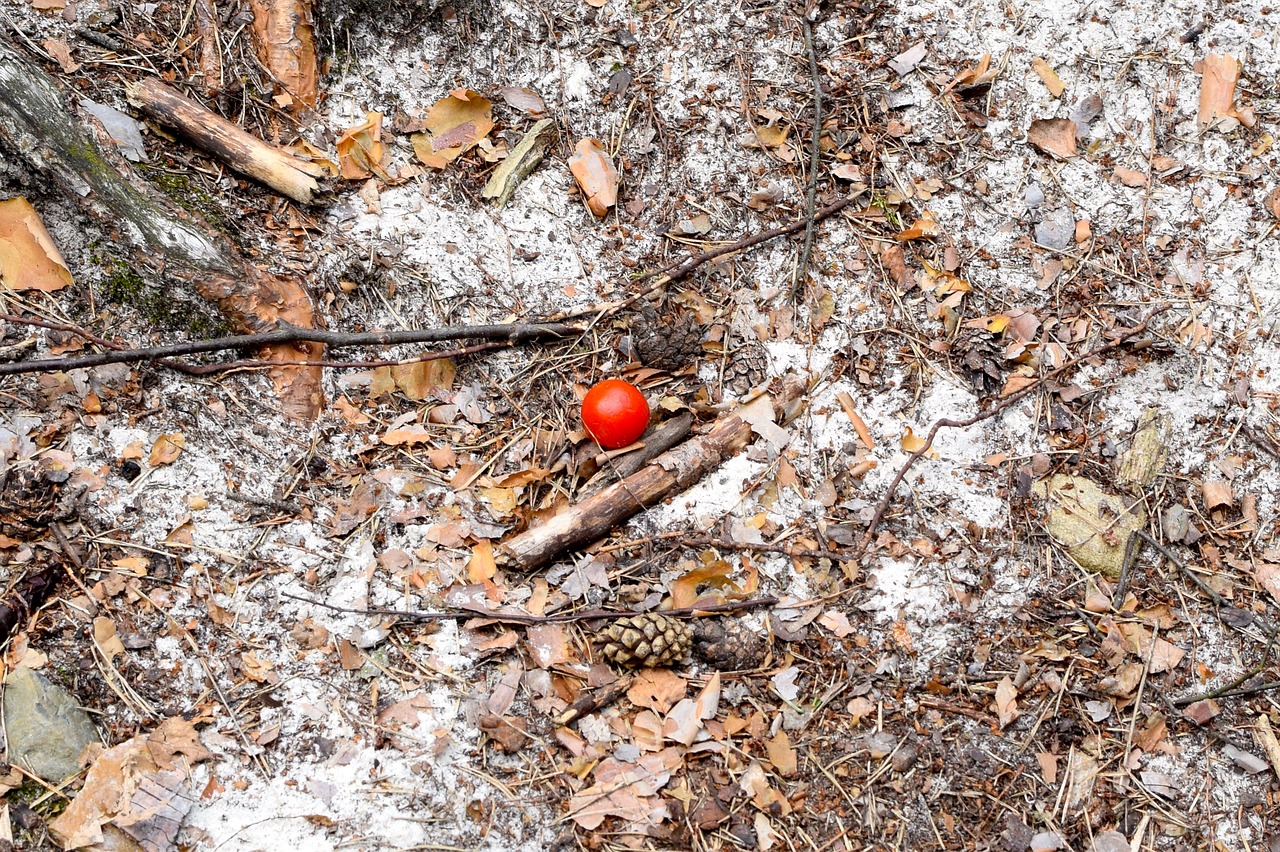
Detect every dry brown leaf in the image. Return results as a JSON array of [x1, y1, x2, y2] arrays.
[[1000, 374, 1037, 398], [497, 86, 546, 116], [948, 53, 998, 90], [1114, 167, 1147, 187], [524, 623, 575, 668], [1027, 118, 1078, 159], [336, 112, 385, 180], [568, 138, 621, 217], [817, 609, 855, 637], [1031, 58, 1065, 96], [767, 730, 798, 776], [392, 358, 455, 400], [628, 668, 687, 713], [49, 720, 209, 849], [1198, 54, 1241, 130], [1036, 752, 1059, 784], [0, 197, 74, 292], [893, 210, 940, 241], [381, 425, 432, 446], [1203, 479, 1234, 510], [663, 697, 703, 746], [670, 560, 742, 609], [41, 38, 79, 73], [1256, 562, 1280, 606], [240, 651, 277, 684], [92, 617, 125, 663], [995, 676, 1018, 728], [412, 89, 494, 169], [149, 432, 185, 466]]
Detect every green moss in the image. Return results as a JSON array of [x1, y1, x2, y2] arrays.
[[138, 164, 230, 234], [97, 258, 230, 339]]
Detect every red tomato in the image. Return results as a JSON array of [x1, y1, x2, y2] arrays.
[[581, 379, 650, 449]]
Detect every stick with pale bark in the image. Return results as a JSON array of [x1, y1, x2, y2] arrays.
[[126, 78, 320, 204], [497, 379, 804, 571]]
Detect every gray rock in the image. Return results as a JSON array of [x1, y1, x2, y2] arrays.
[[1091, 830, 1130, 852], [3, 667, 99, 781], [1035, 207, 1075, 250]]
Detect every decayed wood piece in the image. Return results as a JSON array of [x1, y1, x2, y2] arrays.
[[498, 381, 803, 571], [0, 39, 323, 419], [126, 78, 319, 204], [193, 0, 224, 95], [247, 0, 318, 110]]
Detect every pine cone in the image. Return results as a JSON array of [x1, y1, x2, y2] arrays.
[[692, 618, 767, 671], [600, 613, 692, 668], [632, 306, 703, 373], [726, 342, 768, 396], [0, 465, 63, 539]]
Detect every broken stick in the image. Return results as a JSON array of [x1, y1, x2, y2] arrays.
[[497, 379, 803, 571], [126, 77, 320, 204]]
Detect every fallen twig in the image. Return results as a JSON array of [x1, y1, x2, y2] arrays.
[[855, 303, 1172, 557], [555, 196, 857, 321], [497, 377, 805, 570], [794, 10, 823, 296], [0, 319, 583, 377], [280, 591, 778, 624]]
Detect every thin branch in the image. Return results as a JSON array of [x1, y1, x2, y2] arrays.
[[855, 303, 1172, 556], [795, 11, 823, 296], [0, 318, 584, 376], [558, 195, 857, 320], [280, 591, 778, 625]]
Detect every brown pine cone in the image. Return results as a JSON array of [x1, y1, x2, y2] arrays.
[[726, 342, 769, 396], [600, 613, 692, 668], [692, 618, 767, 671], [0, 464, 63, 539], [632, 305, 703, 373]]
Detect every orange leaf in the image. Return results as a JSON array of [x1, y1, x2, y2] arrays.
[[336, 112, 385, 180], [568, 138, 620, 217], [149, 432, 185, 466], [893, 210, 940, 242], [670, 560, 741, 609], [1031, 58, 1065, 97], [1198, 54, 1241, 130], [0, 198, 74, 292], [468, 540, 496, 583], [900, 426, 928, 454]]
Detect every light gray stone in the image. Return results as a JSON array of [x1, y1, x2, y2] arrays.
[[3, 667, 99, 781]]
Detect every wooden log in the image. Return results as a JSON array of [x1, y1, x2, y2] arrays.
[[0, 38, 323, 419], [497, 381, 803, 571], [126, 78, 319, 204]]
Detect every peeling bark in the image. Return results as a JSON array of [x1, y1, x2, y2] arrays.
[[0, 38, 324, 419], [248, 0, 319, 110]]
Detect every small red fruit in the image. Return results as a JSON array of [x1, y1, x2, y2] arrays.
[[581, 379, 650, 449]]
